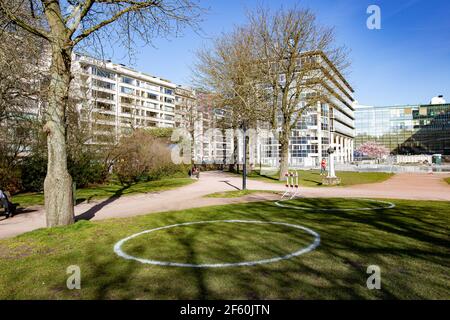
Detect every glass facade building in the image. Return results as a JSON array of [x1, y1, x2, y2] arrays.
[[355, 103, 450, 155]]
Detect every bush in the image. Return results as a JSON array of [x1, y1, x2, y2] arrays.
[[0, 167, 22, 194], [146, 163, 189, 181], [68, 155, 107, 188], [20, 154, 47, 192], [113, 130, 189, 185], [20, 151, 108, 192], [145, 127, 174, 139]]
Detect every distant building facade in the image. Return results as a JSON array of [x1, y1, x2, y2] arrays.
[[355, 96, 450, 155], [72, 53, 177, 144], [260, 52, 355, 167]]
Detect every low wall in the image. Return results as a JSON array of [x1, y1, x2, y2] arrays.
[[334, 164, 450, 173], [395, 155, 432, 164]]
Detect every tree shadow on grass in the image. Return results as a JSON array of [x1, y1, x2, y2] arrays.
[[75, 198, 450, 299], [302, 179, 323, 186], [75, 185, 131, 221], [220, 180, 241, 190]]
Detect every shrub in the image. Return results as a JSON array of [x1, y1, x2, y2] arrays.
[[20, 150, 108, 192], [20, 154, 47, 192], [0, 167, 22, 194], [146, 163, 189, 181], [113, 130, 179, 185], [68, 155, 107, 188]]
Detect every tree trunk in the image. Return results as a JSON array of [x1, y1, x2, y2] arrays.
[[233, 132, 239, 173], [278, 128, 290, 181], [44, 43, 74, 227]]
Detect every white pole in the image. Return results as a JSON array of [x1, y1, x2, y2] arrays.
[[327, 146, 337, 179]]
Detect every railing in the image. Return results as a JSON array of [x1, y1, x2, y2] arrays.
[[332, 108, 354, 128], [334, 163, 450, 173]]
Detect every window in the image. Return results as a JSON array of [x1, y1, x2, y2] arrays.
[[92, 67, 115, 79], [147, 92, 158, 100], [93, 79, 115, 90], [120, 86, 134, 95], [92, 90, 114, 100], [146, 111, 158, 118], [164, 88, 173, 95], [121, 106, 132, 114], [121, 76, 135, 85], [120, 96, 134, 104], [96, 101, 114, 111]]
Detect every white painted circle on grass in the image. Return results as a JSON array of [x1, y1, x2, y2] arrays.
[[114, 220, 320, 268], [274, 198, 396, 211]]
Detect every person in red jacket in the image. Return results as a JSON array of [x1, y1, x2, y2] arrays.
[[320, 158, 327, 175]]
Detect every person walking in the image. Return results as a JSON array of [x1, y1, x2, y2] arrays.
[[0, 189, 11, 218], [194, 166, 200, 179], [320, 158, 327, 176]]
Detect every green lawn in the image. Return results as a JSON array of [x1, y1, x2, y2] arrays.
[[244, 170, 393, 187], [0, 197, 448, 299], [10, 178, 196, 208], [205, 189, 280, 198]]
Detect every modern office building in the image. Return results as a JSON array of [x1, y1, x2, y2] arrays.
[[260, 51, 355, 167], [355, 96, 450, 155]]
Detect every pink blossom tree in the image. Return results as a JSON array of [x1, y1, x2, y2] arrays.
[[356, 141, 390, 159]]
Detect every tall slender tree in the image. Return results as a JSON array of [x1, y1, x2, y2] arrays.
[[0, 0, 202, 226], [194, 26, 269, 189], [249, 6, 349, 180]]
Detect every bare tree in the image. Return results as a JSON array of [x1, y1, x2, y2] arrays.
[[0, 10, 48, 192], [194, 26, 269, 188], [0, 0, 203, 226], [249, 6, 349, 180]]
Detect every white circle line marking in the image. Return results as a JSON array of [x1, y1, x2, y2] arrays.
[[114, 220, 320, 268], [274, 198, 396, 211]]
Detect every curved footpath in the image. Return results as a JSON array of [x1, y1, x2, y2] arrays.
[[1, 171, 449, 239]]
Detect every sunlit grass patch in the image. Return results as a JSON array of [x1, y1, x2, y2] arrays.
[[243, 170, 393, 187], [11, 178, 195, 208]]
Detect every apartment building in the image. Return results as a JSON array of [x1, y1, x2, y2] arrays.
[[260, 51, 355, 167], [191, 93, 232, 164], [72, 53, 177, 144]]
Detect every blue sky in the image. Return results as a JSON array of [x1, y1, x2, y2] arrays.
[[105, 0, 450, 107]]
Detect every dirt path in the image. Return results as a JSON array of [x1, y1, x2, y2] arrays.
[[1, 171, 449, 239]]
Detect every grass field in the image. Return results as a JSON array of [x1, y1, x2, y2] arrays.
[[10, 178, 195, 208], [243, 170, 393, 187], [0, 197, 448, 299]]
